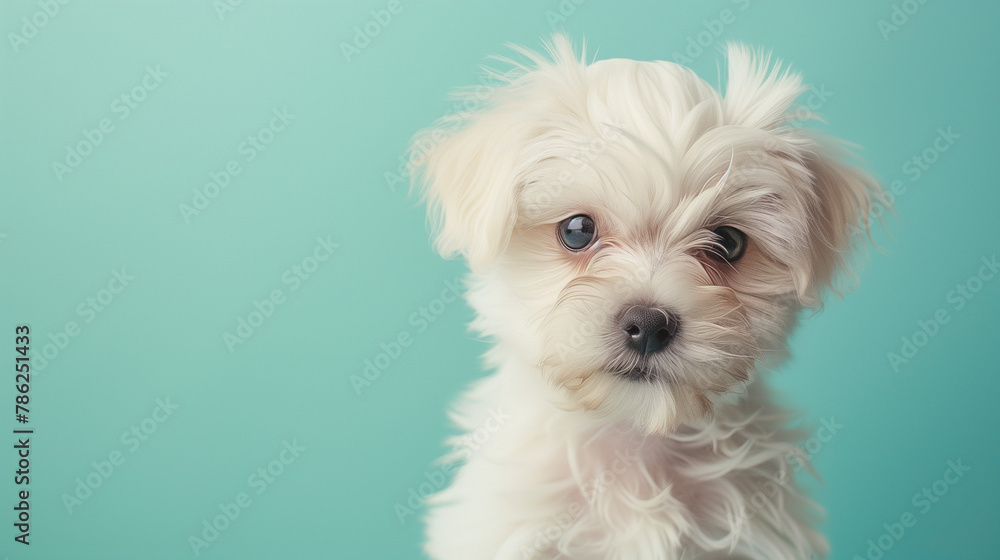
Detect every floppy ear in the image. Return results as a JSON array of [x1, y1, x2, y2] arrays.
[[409, 109, 529, 272], [723, 43, 883, 305], [410, 34, 587, 272], [797, 141, 882, 304]]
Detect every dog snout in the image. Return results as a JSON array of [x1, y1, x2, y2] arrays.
[[620, 305, 678, 356]]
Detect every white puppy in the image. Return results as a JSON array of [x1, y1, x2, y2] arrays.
[[411, 36, 880, 560]]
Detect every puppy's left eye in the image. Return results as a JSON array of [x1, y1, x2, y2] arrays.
[[710, 226, 747, 262], [558, 214, 597, 251]]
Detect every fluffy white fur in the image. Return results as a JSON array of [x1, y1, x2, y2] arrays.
[[411, 36, 880, 560]]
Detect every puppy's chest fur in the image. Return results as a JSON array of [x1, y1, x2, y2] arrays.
[[425, 365, 826, 560]]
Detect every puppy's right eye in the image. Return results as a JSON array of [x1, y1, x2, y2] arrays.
[[558, 214, 597, 251]]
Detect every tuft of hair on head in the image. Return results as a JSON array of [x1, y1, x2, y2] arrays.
[[722, 43, 886, 306]]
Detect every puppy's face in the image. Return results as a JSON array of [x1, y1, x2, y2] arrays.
[[414, 39, 878, 434]]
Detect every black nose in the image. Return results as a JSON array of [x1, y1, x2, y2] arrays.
[[620, 306, 677, 356]]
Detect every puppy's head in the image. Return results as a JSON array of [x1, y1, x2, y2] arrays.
[[413, 36, 880, 434]]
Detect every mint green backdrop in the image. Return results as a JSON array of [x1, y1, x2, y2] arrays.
[[1, 1, 997, 559]]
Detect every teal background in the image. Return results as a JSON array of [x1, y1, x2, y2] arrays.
[[1, 1, 997, 558]]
